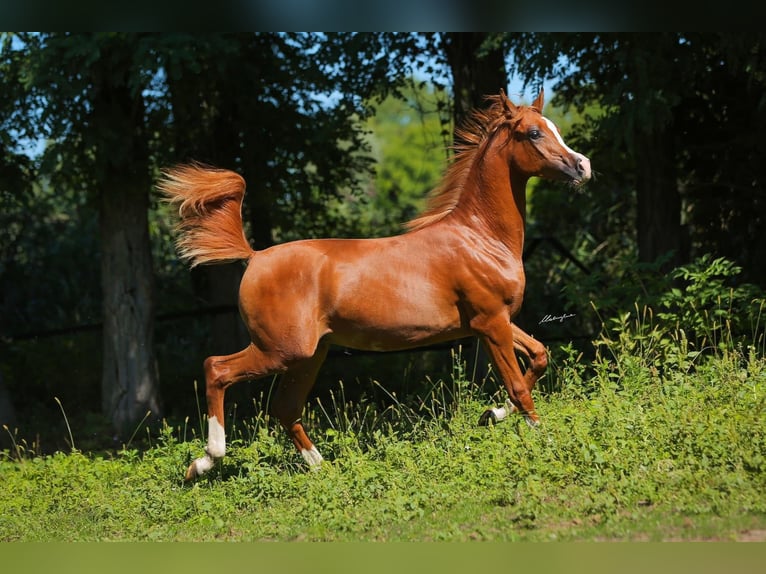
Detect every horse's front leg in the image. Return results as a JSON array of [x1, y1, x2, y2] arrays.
[[474, 318, 540, 427], [512, 324, 548, 394]]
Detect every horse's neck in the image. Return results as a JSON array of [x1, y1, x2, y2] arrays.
[[455, 154, 528, 256]]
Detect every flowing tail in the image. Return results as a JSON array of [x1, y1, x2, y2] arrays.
[[157, 163, 255, 267]]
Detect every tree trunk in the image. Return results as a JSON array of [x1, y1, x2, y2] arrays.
[[443, 33, 509, 133], [191, 263, 248, 354], [100, 179, 162, 436], [635, 127, 686, 271], [164, 51, 252, 365], [94, 41, 162, 437], [0, 372, 16, 428]]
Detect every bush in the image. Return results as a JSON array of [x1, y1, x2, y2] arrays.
[[533, 254, 765, 411]]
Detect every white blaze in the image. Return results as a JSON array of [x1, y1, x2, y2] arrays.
[[542, 116, 591, 180], [543, 117, 577, 155]]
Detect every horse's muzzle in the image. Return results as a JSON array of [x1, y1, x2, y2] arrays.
[[575, 153, 591, 183]]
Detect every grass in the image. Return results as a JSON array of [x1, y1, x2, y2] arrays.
[[1, 325, 765, 542]]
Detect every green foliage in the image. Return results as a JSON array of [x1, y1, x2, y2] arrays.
[[535, 250, 765, 374], [587, 255, 765, 369], [0, 178, 100, 336], [325, 80, 450, 238], [517, 97, 634, 346], [657, 254, 764, 348]]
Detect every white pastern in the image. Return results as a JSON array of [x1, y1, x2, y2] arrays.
[[490, 399, 518, 422], [490, 406, 508, 421], [301, 446, 324, 470], [205, 416, 226, 459], [193, 454, 216, 476]]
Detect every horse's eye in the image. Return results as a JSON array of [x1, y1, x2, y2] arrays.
[[528, 129, 542, 140]]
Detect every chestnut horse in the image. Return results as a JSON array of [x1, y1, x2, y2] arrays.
[[158, 89, 591, 480]]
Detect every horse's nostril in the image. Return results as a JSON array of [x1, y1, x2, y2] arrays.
[[576, 155, 592, 180]]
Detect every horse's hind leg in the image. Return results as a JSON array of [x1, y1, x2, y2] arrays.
[[185, 344, 283, 481], [270, 343, 329, 470]]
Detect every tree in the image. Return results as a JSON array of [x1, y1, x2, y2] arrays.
[[441, 33, 509, 132], [91, 37, 162, 434], [10, 33, 163, 436]]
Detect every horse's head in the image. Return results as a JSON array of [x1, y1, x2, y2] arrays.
[[497, 89, 591, 186]]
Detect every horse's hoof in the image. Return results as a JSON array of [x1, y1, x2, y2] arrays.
[[184, 462, 199, 482], [524, 415, 541, 429], [478, 409, 497, 426]]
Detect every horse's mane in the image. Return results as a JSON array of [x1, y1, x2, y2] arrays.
[[404, 93, 528, 232]]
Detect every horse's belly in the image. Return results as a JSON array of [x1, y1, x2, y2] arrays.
[[329, 320, 468, 352], [328, 288, 465, 351]]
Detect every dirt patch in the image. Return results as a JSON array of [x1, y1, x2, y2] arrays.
[[737, 529, 766, 542]]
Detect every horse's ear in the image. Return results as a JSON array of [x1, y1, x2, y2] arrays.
[[499, 89, 517, 116], [531, 88, 545, 112]]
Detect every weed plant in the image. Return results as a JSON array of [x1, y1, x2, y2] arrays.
[[1, 256, 764, 541]]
